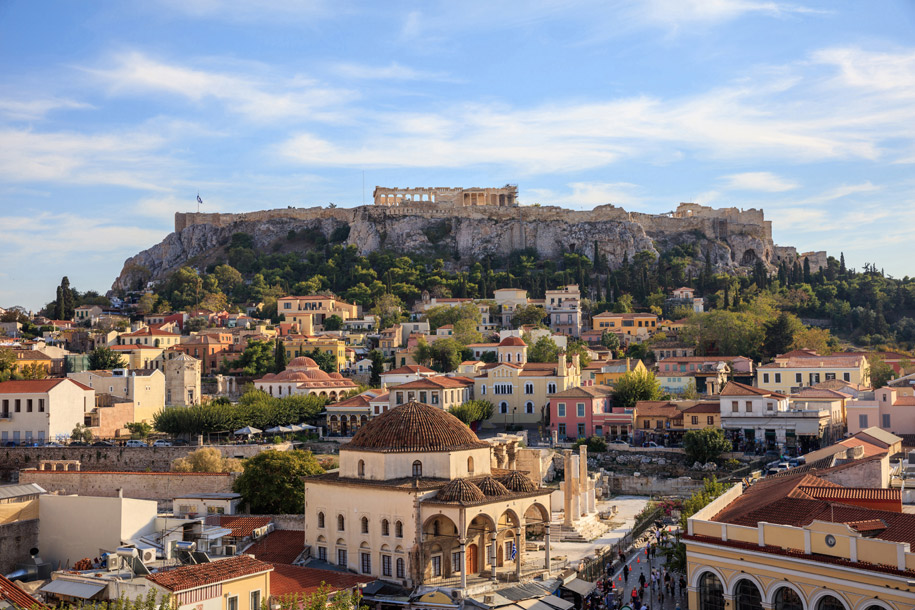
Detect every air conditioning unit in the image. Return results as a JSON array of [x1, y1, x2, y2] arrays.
[[139, 548, 157, 564], [224, 545, 236, 556]]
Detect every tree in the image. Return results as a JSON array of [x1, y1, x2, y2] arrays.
[[274, 339, 288, 373], [480, 351, 498, 364], [323, 314, 343, 331], [452, 318, 483, 346], [233, 450, 325, 514], [126, 422, 152, 439], [612, 370, 662, 410], [88, 346, 127, 370], [762, 311, 801, 359], [273, 585, 368, 610], [71, 423, 93, 443], [424, 302, 482, 331], [429, 338, 464, 373], [449, 400, 494, 425], [184, 316, 208, 333], [791, 326, 837, 355], [368, 349, 385, 387], [172, 447, 243, 473], [137, 293, 157, 315], [600, 330, 620, 354], [868, 355, 895, 388], [371, 293, 405, 330], [55, 276, 74, 320], [566, 339, 592, 367], [306, 348, 337, 373], [214, 264, 243, 296], [222, 340, 274, 376], [683, 428, 732, 464], [612, 294, 634, 313], [511, 304, 547, 328], [526, 336, 558, 363]]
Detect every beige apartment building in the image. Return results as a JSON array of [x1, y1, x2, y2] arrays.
[[757, 349, 870, 394], [277, 295, 359, 334], [0, 379, 94, 445], [68, 368, 165, 424]]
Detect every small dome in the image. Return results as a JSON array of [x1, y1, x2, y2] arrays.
[[288, 357, 318, 369], [476, 476, 510, 497], [499, 336, 527, 347], [500, 471, 538, 493], [345, 402, 490, 453], [281, 372, 310, 381], [437, 478, 485, 503], [305, 369, 329, 379], [329, 372, 343, 379]]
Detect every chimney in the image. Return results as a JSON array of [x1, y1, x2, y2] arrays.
[[117, 488, 124, 498], [848, 444, 865, 460]]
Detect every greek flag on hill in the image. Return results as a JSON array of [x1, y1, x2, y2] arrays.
[[197, 194, 203, 204]]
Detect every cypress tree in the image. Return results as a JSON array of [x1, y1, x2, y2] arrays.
[[274, 338, 288, 373]]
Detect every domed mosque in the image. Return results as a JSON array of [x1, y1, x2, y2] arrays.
[[303, 402, 553, 591], [253, 356, 359, 400]]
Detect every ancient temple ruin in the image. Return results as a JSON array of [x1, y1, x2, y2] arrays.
[[373, 185, 518, 207]]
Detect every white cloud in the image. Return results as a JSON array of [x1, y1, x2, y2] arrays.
[[721, 171, 799, 192], [332, 61, 454, 82], [86, 52, 353, 122], [634, 0, 823, 28], [0, 97, 93, 121], [524, 181, 644, 208], [154, 0, 331, 22]]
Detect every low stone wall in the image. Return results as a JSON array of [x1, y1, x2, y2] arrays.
[[0, 519, 39, 574], [0, 444, 294, 481], [19, 470, 237, 501], [603, 474, 706, 497]]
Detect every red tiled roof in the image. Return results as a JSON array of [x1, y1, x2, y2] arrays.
[[846, 519, 887, 532], [836, 438, 886, 458], [269, 563, 370, 598], [760, 355, 865, 369], [798, 486, 900, 502], [549, 385, 614, 399], [0, 378, 90, 394], [498, 336, 526, 347], [893, 396, 915, 406], [123, 327, 179, 337], [147, 555, 273, 592], [0, 574, 48, 609], [210, 516, 273, 538], [383, 365, 435, 375], [682, 402, 720, 414], [720, 381, 786, 399], [246, 530, 305, 564], [790, 388, 850, 399], [634, 401, 681, 417], [391, 376, 472, 390]]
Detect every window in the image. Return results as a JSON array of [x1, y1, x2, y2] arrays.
[[361, 552, 371, 574], [467, 457, 474, 475], [577, 403, 585, 417], [358, 460, 365, 477], [577, 423, 585, 437], [707, 416, 714, 425], [481, 385, 486, 395], [557, 403, 566, 417], [419, 391, 427, 403], [338, 515, 345, 531], [557, 423, 566, 437], [766, 402, 774, 412], [691, 416, 699, 425], [731, 401, 738, 413], [412, 461, 422, 477], [452, 551, 462, 573], [431, 393, 439, 404], [525, 401, 534, 414], [825, 372, 836, 381], [318, 512, 325, 528], [14, 400, 20, 413], [26, 400, 32, 413], [382, 519, 390, 536], [548, 383, 556, 394], [396, 557, 405, 578], [810, 373, 821, 384], [745, 401, 752, 412], [337, 549, 347, 567], [774, 373, 781, 383], [430, 555, 441, 577], [382, 554, 392, 576], [500, 402, 508, 414], [858, 414, 868, 428], [361, 516, 369, 534], [763, 373, 769, 383], [317, 546, 327, 561], [643, 420, 650, 429], [843, 372, 850, 382], [795, 373, 802, 383], [250, 590, 260, 610], [524, 382, 533, 394], [395, 521, 403, 538], [227, 596, 238, 610], [882, 414, 891, 428]]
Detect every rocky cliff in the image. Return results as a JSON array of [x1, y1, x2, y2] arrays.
[[113, 202, 799, 291]]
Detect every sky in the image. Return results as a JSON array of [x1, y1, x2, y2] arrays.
[[2, 1, 915, 311]]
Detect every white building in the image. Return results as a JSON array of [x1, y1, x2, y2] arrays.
[[0, 379, 94, 445], [68, 368, 165, 424]]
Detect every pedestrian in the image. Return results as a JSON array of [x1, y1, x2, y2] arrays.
[[659, 589, 664, 606], [631, 587, 639, 606], [624, 566, 629, 583], [639, 572, 646, 588]]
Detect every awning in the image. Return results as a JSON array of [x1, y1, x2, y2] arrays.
[[540, 595, 574, 610], [561, 577, 597, 597], [40, 579, 107, 599]]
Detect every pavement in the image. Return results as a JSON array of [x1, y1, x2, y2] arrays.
[[549, 496, 650, 564], [598, 529, 688, 610]]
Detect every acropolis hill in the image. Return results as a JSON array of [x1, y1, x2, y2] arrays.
[[114, 185, 825, 291]]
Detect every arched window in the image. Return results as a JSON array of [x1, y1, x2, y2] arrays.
[[412, 460, 422, 477], [433, 520, 440, 537], [524, 383, 533, 394], [699, 572, 725, 610], [317, 512, 325, 528], [525, 401, 534, 414], [395, 521, 403, 538], [773, 588, 803, 610], [500, 402, 508, 414], [816, 596, 846, 610], [548, 383, 556, 394], [361, 516, 369, 534], [467, 457, 474, 475], [337, 514, 345, 531], [734, 580, 763, 610], [396, 557, 405, 578], [382, 519, 390, 536], [358, 459, 365, 478]]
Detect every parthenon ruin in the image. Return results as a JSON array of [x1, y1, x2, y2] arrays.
[[373, 185, 518, 207]]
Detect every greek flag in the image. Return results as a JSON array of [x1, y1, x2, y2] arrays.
[[197, 194, 203, 204], [510, 544, 516, 560]]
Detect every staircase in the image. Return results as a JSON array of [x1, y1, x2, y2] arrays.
[[550, 513, 611, 543]]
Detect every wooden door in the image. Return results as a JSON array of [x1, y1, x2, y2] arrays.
[[466, 543, 478, 574]]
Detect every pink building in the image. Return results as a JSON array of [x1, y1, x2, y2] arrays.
[[847, 387, 915, 435], [548, 385, 633, 441]]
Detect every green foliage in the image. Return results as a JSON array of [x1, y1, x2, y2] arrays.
[[762, 311, 803, 360], [683, 427, 732, 463], [574, 435, 608, 452], [566, 339, 592, 366], [424, 302, 481, 330], [304, 347, 337, 373], [233, 449, 325, 514], [323, 314, 343, 331], [368, 349, 385, 387], [679, 477, 728, 530], [329, 224, 351, 243], [371, 293, 406, 330], [600, 330, 620, 352], [427, 337, 464, 372], [511, 304, 547, 328], [88, 347, 127, 371], [126, 422, 152, 438], [153, 390, 326, 435], [480, 351, 498, 363], [612, 370, 662, 410], [222, 340, 275, 376], [272, 584, 368, 610], [868, 354, 895, 388], [448, 400, 495, 425], [274, 339, 288, 373], [71, 423, 93, 443], [526, 336, 557, 363]]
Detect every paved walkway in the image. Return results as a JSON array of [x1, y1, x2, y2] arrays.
[[549, 496, 650, 564]]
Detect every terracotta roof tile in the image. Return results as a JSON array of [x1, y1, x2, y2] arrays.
[[269, 563, 370, 598], [720, 381, 786, 399], [147, 555, 273, 592], [436, 478, 486, 503], [211, 516, 273, 538], [0, 378, 90, 394], [246, 530, 305, 564], [0, 574, 48, 609], [344, 402, 489, 453]]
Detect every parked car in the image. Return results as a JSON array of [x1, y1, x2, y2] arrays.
[[607, 439, 630, 446], [125, 439, 148, 447], [152, 439, 173, 447], [3, 441, 17, 447], [68, 441, 88, 446], [92, 440, 115, 447], [642, 441, 661, 448], [172, 439, 189, 446]]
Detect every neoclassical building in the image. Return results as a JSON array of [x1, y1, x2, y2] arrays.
[[254, 357, 359, 400], [303, 402, 553, 590]]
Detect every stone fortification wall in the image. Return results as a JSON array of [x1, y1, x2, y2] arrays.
[[0, 444, 287, 481], [18, 469, 235, 501]]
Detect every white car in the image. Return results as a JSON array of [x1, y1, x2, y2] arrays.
[[152, 439, 173, 447], [125, 440, 148, 447]]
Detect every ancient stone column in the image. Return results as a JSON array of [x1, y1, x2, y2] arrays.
[[570, 455, 581, 522], [563, 450, 574, 526], [490, 532, 498, 581], [544, 524, 551, 572], [515, 524, 525, 580], [459, 539, 467, 590]]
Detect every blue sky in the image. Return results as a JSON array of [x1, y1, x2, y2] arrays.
[[2, 1, 915, 310]]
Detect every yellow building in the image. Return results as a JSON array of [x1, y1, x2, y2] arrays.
[[591, 312, 658, 340], [583, 358, 647, 386], [685, 472, 915, 610], [277, 295, 359, 333], [120, 327, 182, 348], [109, 344, 166, 370], [757, 349, 871, 394], [146, 555, 273, 610], [680, 401, 721, 430], [282, 335, 348, 372]]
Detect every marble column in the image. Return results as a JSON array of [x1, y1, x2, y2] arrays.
[[490, 532, 498, 581], [570, 455, 581, 522], [515, 523, 525, 580], [579, 445, 589, 516], [563, 449, 574, 526], [459, 540, 467, 590], [544, 524, 551, 573]]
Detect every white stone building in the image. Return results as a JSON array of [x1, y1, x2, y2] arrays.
[[0, 378, 94, 445]]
